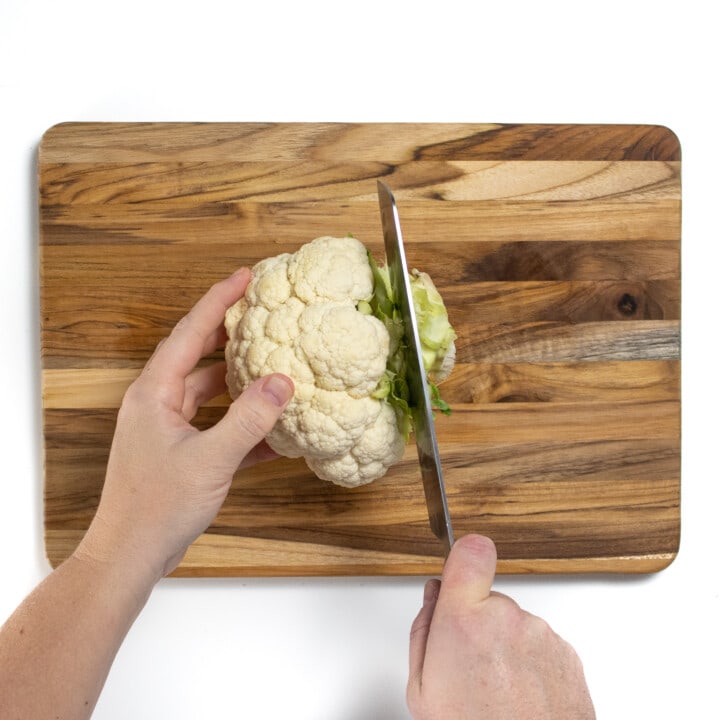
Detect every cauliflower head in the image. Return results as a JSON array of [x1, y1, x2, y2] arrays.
[[224, 235, 456, 488], [225, 236, 406, 487]]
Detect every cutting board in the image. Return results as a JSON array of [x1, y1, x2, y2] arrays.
[[40, 123, 681, 576]]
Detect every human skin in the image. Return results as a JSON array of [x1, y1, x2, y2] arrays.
[[0, 268, 295, 719], [407, 534, 595, 719]]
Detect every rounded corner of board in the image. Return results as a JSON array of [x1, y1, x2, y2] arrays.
[[39, 122, 71, 149]]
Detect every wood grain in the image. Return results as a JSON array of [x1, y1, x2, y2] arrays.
[[39, 122, 681, 575]]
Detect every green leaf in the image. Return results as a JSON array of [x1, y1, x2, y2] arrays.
[[429, 381, 452, 416]]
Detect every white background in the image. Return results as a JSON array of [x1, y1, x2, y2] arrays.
[[1, 1, 717, 717]]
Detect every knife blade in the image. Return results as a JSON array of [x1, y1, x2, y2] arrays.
[[376, 180, 454, 556]]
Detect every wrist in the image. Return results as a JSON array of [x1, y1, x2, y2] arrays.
[[74, 515, 164, 598]]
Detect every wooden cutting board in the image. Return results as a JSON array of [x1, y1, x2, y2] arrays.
[[40, 123, 681, 576]]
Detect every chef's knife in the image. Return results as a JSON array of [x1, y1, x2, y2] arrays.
[[376, 180, 454, 556]]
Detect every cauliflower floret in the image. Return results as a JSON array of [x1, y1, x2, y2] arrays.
[[245, 253, 293, 310], [265, 297, 305, 344], [225, 235, 404, 487], [268, 390, 381, 461], [297, 304, 389, 398], [306, 403, 406, 488], [288, 236, 373, 304]]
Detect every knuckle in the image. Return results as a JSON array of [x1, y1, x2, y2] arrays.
[[488, 592, 524, 626], [232, 403, 272, 441], [173, 313, 190, 332], [122, 378, 149, 408]]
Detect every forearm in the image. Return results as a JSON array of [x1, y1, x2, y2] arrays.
[[0, 548, 156, 719], [0, 271, 293, 717]]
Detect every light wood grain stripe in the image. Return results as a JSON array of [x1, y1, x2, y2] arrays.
[[439, 400, 679, 444], [41, 368, 229, 408], [443, 360, 679, 403], [42, 361, 680, 408]]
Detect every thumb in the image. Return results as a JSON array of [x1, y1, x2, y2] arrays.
[[202, 373, 294, 470], [435, 534, 497, 612]]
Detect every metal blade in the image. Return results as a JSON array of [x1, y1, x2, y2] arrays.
[[377, 180, 454, 555]]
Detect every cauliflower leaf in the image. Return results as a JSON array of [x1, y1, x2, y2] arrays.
[[366, 250, 455, 441]]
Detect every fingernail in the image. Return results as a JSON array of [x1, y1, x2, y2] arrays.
[[231, 267, 250, 279], [261, 374, 294, 407]]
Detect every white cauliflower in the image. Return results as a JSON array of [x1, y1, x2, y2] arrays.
[[225, 235, 455, 488]]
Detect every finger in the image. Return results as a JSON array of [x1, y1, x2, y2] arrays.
[[197, 323, 230, 358], [199, 374, 294, 472], [181, 362, 229, 420], [146, 320, 225, 375], [435, 534, 497, 612], [408, 579, 440, 695], [149, 268, 250, 382]]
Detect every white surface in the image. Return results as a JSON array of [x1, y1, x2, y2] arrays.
[[1, 1, 717, 717]]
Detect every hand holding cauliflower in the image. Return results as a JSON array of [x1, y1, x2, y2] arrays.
[[225, 236, 455, 487]]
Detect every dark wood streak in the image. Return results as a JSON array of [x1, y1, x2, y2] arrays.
[[413, 124, 681, 161]]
